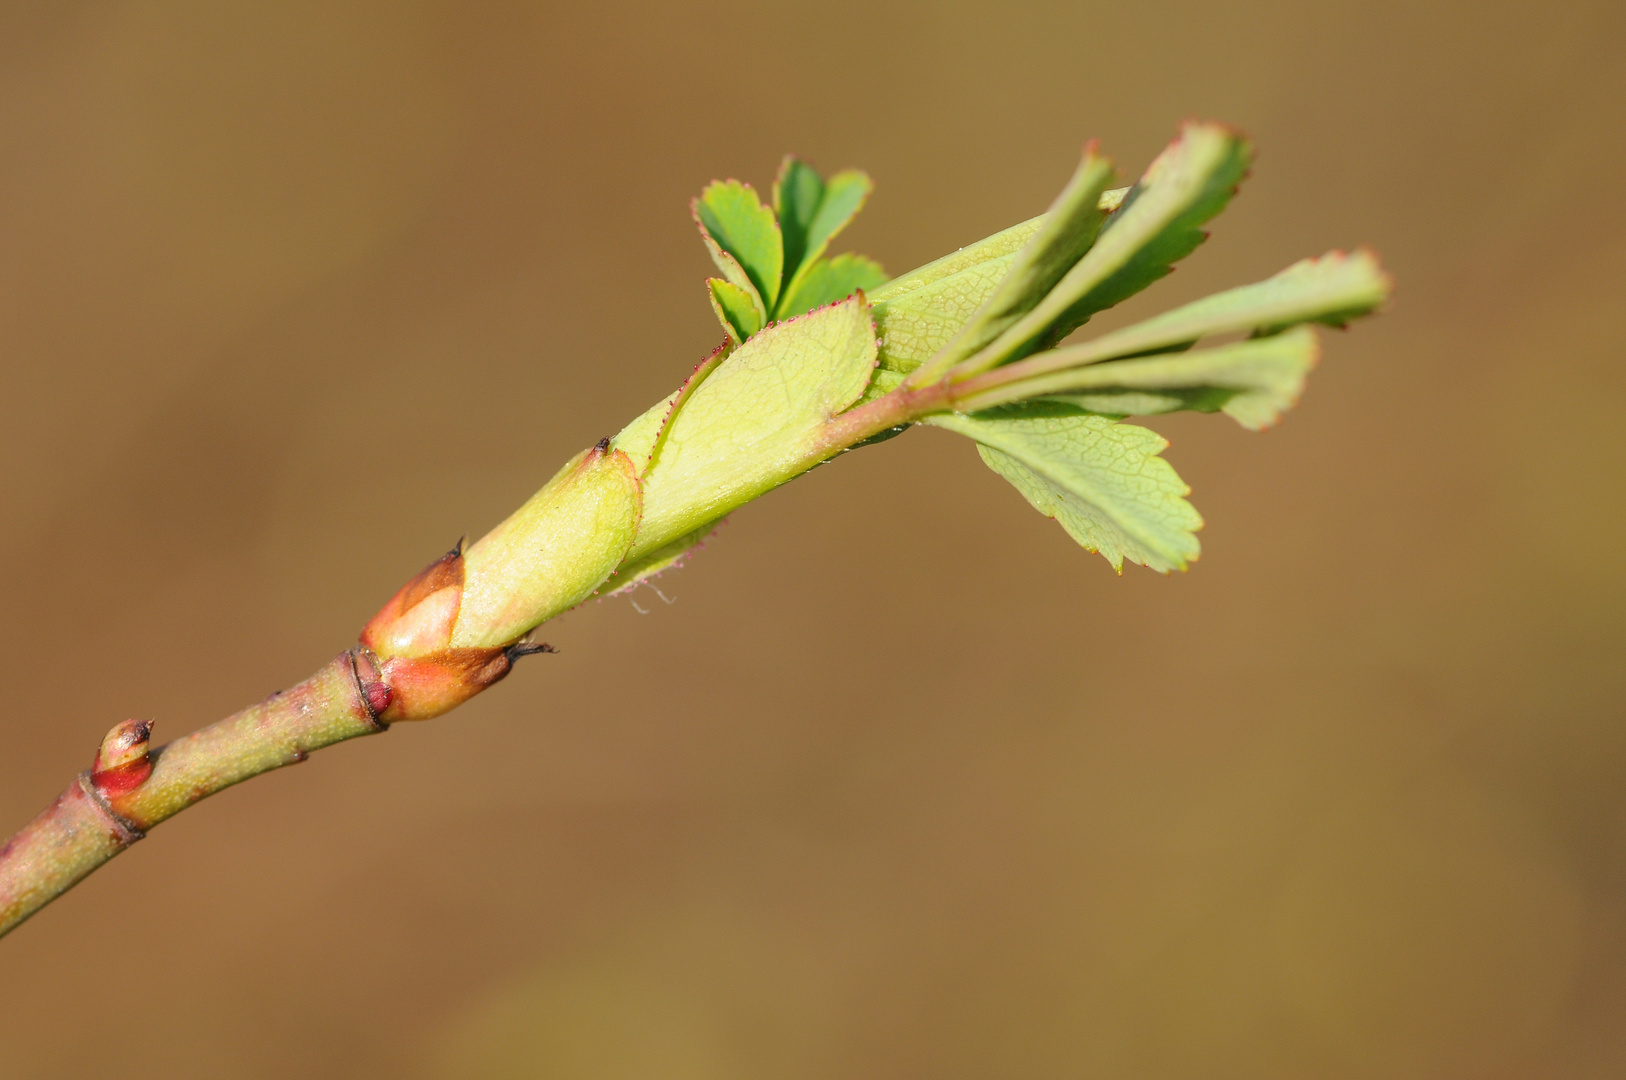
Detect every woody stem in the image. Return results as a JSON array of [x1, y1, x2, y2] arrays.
[[0, 651, 387, 939]]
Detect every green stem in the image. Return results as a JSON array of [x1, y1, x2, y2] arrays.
[[0, 651, 385, 938]]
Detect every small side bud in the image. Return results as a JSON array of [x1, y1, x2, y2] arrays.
[[91, 719, 153, 799]]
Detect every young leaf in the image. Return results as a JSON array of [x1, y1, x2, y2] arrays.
[[775, 164, 875, 319], [694, 180, 783, 314], [927, 409, 1202, 572], [629, 294, 878, 560], [869, 187, 1132, 376], [957, 326, 1321, 429], [778, 253, 887, 320], [774, 157, 826, 284], [709, 278, 765, 344], [982, 248, 1389, 387], [961, 122, 1253, 374], [910, 144, 1117, 384]]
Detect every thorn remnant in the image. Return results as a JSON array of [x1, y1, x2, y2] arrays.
[[506, 640, 558, 661]]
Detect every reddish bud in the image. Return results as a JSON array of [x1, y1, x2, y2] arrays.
[[358, 546, 510, 722], [91, 719, 153, 799]]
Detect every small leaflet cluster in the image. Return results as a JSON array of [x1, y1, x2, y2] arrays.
[[687, 124, 1390, 573], [695, 159, 886, 344]]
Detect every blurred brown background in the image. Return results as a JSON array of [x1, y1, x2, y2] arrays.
[[2, 1, 1623, 1076]]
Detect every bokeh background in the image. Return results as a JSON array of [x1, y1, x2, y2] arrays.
[[2, 1, 1623, 1076]]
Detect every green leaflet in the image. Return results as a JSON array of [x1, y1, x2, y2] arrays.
[[1027, 248, 1389, 374], [694, 180, 783, 314], [911, 146, 1117, 384], [775, 159, 874, 317], [964, 122, 1253, 373], [928, 408, 1202, 573], [628, 294, 878, 562], [1005, 326, 1321, 430], [774, 157, 826, 279], [778, 253, 886, 320], [709, 278, 764, 344], [868, 188, 1131, 376]]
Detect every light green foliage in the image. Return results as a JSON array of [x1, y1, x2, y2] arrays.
[[455, 447, 645, 647], [867, 185, 1132, 377], [708, 279, 763, 345], [694, 160, 882, 343], [647, 124, 1386, 578], [963, 124, 1254, 375], [911, 148, 1117, 383], [950, 250, 1389, 422], [695, 180, 782, 315], [872, 217, 1042, 308], [1023, 326, 1320, 430], [1023, 248, 1388, 376], [775, 159, 874, 318], [929, 408, 1202, 573], [628, 295, 878, 562], [779, 253, 886, 319], [872, 247, 1028, 372]]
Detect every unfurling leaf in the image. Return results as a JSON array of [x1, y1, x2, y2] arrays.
[[928, 409, 1202, 573], [869, 186, 1132, 376], [694, 180, 783, 313], [955, 325, 1321, 429], [962, 122, 1253, 373], [1038, 326, 1319, 429], [911, 144, 1117, 383]]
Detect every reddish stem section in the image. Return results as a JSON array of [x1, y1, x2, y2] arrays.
[[0, 651, 385, 938]]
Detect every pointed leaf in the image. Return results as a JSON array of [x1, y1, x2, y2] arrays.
[[928, 409, 1202, 572], [983, 248, 1389, 390], [869, 187, 1132, 376], [965, 122, 1253, 373], [958, 326, 1320, 429], [774, 157, 826, 284], [694, 180, 783, 313], [777, 169, 875, 318], [778, 253, 887, 319], [911, 144, 1116, 384], [709, 278, 765, 344], [629, 294, 878, 561]]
